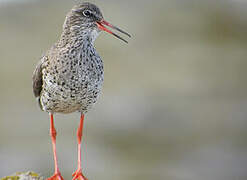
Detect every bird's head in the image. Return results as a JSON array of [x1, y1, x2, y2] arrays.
[[65, 2, 130, 43]]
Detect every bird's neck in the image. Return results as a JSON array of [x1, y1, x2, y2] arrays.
[[58, 24, 100, 48]]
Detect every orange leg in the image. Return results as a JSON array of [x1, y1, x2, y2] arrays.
[[72, 114, 88, 180], [47, 113, 64, 180]]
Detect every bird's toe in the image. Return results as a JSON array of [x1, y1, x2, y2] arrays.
[[47, 172, 64, 180], [72, 169, 88, 180]]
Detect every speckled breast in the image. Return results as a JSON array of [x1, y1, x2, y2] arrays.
[[40, 45, 104, 114]]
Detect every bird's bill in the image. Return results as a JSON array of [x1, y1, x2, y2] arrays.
[[96, 20, 131, 43]]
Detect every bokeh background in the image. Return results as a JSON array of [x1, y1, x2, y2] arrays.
[[1, 0, 247, 179]]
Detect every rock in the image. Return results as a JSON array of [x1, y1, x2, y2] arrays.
[[0, 172, 44, 180]]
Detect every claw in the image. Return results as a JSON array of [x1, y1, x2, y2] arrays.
[[72, 169, 88, 180], [47, 172, 64, 180]]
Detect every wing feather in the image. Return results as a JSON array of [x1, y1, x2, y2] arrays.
[[32, 56, 48, 109], [32, 60, 43, 97]]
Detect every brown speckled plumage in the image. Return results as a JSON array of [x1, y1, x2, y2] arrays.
[[33, 3, 104, 114], [32, 3, 130, 179]]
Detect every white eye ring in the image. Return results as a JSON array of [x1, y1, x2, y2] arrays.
[[83, 10, 92, 17]]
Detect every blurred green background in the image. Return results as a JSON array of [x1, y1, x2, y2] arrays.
[[1, 0, 247, 179]]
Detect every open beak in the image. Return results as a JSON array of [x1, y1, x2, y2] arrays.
[[96, 20, 131, 43]]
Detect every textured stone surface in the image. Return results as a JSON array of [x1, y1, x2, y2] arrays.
[[1, 172, 44, 180]]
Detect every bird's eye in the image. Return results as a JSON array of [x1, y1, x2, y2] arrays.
[[83, 10, 92, 17]]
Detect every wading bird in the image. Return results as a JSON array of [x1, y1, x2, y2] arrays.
[[32, 2, 130, 180]]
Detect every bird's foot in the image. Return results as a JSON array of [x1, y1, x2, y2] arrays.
[[72, 169, 88, 180], [46, 172, 64, 180]]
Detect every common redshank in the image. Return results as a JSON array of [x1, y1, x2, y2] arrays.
[[32, 2, 130, 180]]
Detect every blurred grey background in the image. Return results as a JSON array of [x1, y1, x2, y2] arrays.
[[1, 0, 247, 180]]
